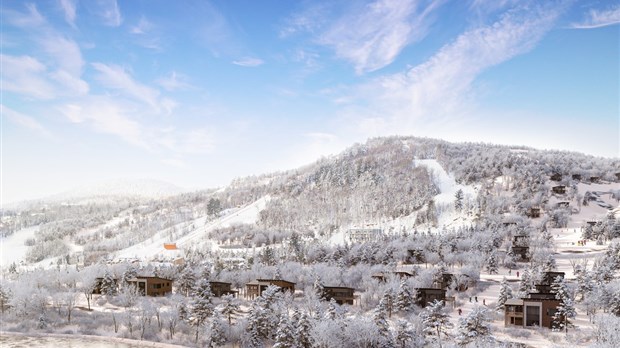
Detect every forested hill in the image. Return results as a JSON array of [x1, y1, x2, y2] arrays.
[[1, 136, 618, 265]]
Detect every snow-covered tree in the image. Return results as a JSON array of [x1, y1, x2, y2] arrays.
[[313, 274, 326, 301], [551, 276, 576, 333], [100, 270, 117, 296], [485, 253, 498, 275], [395, 319, 414, 348], [190, 278, 215, 342], [219, 293, 240, 325], [496, 277, 513, 311], [273, 315, 295, 348], [177, 266, 196, 297], [294, 310, 313, 348], [455, 305, 492, 346], [420, 300, 452, 348], [455, 189, 464, 212], [207, 312, 226, 348], [374, 295, 394, 347], [396, 279, 415, 312], [0, 283, 11, 314]]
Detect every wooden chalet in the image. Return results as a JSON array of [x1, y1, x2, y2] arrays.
[[552, 185, 566, 194], [510, 246, 530, 262], [572, 174, 582, 181], [615, 173, 620, 181], [589, 176, 600, 183], [323, 286, 356, 305], [586, 221, 597, 226], [504, 293, 561, 329], [127, 276, 173, 296], [550, 173, 562, 182], [245, 279, 295, 300], [504, 298, 524, 326], [209, 281, 237, 297], [415, 288, 446, 307], [527, 207, 541, 218]]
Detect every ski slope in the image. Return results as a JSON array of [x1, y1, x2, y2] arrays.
[[112, 195, 270, 261]]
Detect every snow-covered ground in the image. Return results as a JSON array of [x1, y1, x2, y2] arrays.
[[0, 226, 39, 267], [112, 195, 270, 261]]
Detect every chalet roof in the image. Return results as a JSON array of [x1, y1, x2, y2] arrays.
[[128, 276, 173, 282], [247, 279, 296, 285], [323, 285, 355, 290], [505, 298, 524, 306], [209, 281, 232, 285]]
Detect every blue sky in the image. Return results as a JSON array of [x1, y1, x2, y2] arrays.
[[1, 0, 619, 203]]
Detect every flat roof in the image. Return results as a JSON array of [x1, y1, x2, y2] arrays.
[[505, 298, 524, 305]]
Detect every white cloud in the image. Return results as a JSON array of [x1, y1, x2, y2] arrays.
[[232, 57, 265, 67], [39, 33, 84, 77], [319, 0, 443, 74], [99, 0, 122, 27], [0, 54, 56, 99], [5, 3, 45, 28], [130, 16, 152, 34], [156, 71, 191, 91], [92, 63, 174, 114], [58, 98, 149, 149], [59, 0, 77, 27], [50, 69, 89, 95], [338, 3, 563, 136], [571, 4, 620, 29], [1, 104, 53, 138]]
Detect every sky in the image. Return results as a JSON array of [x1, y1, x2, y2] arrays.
[[1, 0, 619, 203]]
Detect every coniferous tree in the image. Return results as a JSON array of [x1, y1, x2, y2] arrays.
[[496, 277, 513, 311], [190, 278, 215, 342], [273, 315, 295, 348], [0, 283, 10, 314], [295, 310, 313, 348], [395, 279, 415, 312], [101, 270, 117, 296], [219, 293, 240, 325], [177, 267, 196, 297], [454, 189, 464, 212], [374, 294, 395, 348], [551, 276, 576, 333], [394, 319, 414, 348], [313, 274, 326, 301], [207, 313, 226, 348], [420, 300, 452, 348], [455, 306, 491, 346], [486, 253, 498, 275]]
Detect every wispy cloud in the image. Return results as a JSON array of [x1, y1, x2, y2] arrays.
[[232, 57, 264, 67], [59, 0, 77, 27], [319, 0, 444, 74], [59, 98, 149, 149], [1, 104, 53, 138], [156, 71, 191, 91], [338, 3, 564, 136], [280, 4, 329, 38], [98, 0, 122, 27], [0, 54, 56, 99], [130, 16, 152, 34], [91, 63, 175, 114], [4, 3, 45, 28], [571, 4, 620, 29]]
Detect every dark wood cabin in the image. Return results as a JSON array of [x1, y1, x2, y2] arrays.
[[590, 176, 600, 183], [510, 246, 530, 262], [209, 281, 237, 297], [245, 279, 295, 300], [552, 185, 566, 194], [505, 294, 561, 329], [527, 207, 541, 218], [415, 288, 446, 307], [323, 286, 355, 305], [550, 173, 562, 182], [127, 276, 173, 296], [572, 174, 582, 181]]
